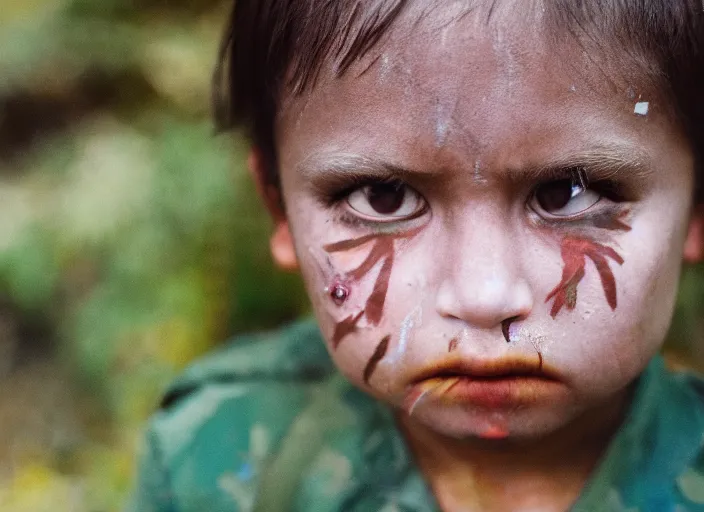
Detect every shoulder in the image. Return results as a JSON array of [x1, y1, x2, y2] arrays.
[[159, 317, 332, 408], [572, 358, 704, 511], [131, 318, 339, 512], [654, 364, 704, 509]]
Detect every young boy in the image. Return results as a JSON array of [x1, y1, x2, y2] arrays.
[[128, 1, 704, 510]]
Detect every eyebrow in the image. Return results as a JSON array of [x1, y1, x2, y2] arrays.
[[297, 143, 654, 187], [510, 141, 657, 186], [297, 153, 429, 182], [297, 153, 435, 199]]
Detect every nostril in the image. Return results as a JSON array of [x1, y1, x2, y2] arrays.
[[501, 316, 520, 343]]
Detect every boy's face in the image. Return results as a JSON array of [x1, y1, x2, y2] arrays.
[[263, 8, 702, 440]]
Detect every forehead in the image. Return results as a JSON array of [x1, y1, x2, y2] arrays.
[[276, 3, 678, 176]]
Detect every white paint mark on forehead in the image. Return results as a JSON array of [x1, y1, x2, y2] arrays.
[[379, 54, 391, 82], [435, 101, 451, 147], [473, 158, 488, 184], [634, 101, 649, 116], [440, 24, 451, 47]]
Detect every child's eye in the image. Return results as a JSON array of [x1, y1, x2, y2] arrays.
[[346, 181, 426, 220], [530, 176, 602, 217]]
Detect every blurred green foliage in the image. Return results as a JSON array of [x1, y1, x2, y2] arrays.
[[0, 1, 308, 510], [0, 1, 703, 510]]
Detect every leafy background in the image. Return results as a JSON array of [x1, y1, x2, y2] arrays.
[[0, 1, 702, 510]]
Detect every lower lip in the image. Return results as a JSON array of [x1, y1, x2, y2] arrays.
[[408, 376, 564, 409]]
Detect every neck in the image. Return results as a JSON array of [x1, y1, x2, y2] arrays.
[[397, 388, 633, 512]]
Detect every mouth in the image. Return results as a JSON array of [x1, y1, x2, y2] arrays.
[[403, 358, 565, 412], [412, 357, 560, 382]]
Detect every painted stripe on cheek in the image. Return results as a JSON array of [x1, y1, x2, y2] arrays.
[[363, 335, 391, 384]]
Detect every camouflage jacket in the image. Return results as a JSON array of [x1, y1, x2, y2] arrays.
[[127, 319, 704, 511]]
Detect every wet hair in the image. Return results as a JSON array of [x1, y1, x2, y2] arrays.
[[213, 0, 704, 201]]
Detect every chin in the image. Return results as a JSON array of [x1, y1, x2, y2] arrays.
[[405, 402, 580, 442]]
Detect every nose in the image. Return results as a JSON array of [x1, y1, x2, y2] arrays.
[[434, 217, 534, 331]]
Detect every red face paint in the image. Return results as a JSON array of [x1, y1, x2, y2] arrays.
[[348, 238, 393, 281], [324, 232, 381, 253], [324, 228, 420, 348], [363, 335, 391, 384], [364, 252, 394, 325], [332, 310, 364, 348], [546, 215, 631, 318], [448, 337, 459, 353]]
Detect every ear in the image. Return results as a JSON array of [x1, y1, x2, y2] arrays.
[[684, 204, 704, 263], [247, 149, 299, 271]]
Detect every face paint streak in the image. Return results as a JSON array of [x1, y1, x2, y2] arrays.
[[348, 238, 392, 280], [402, 375, 461, 416], [323, 226, 422, 254], [403, 378, 461, 414], [332, 310, 364, 349], [365, 251, 394, 325], [523, 334, 545, 372], [325, 229, 421, 348], [390, 306, 421, 364], [592, 257, 618, 308], [404, 388, 432, 416], [546, 236, 626, 318], [324, 233, 380, 253], [363, 335, 391, 384], [448, 337, 459, 352], [592, 216, 632, 232]]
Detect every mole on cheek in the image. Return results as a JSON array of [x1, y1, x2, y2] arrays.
[[328, 282, 350, 306]]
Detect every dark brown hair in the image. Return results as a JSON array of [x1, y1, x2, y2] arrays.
[[213, 0, 704, 200]]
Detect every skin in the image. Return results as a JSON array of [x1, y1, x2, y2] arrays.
[[250, 3, 704, 510]]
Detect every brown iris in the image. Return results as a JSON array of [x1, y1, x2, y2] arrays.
[[366, 183, 406, 214], [534, 179, 575, 213]]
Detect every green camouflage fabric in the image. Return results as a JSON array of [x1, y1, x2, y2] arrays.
[[127, 318, 704, 511]]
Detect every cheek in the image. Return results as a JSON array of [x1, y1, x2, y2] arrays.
[[295, 245, 392, 386], [541, 221, 686, 393], [288, 208, 428, 384], [618, 220, 686, 351]]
